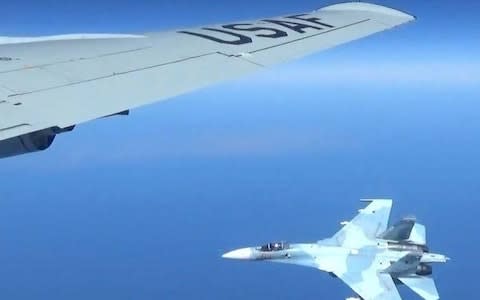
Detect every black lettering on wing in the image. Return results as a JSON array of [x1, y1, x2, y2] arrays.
[[287, 14, 335, 28], [263, 18, 331, 34], [222, 23, 288, 39], [178, 14, 335, 44], [179, 28, 252, 45]]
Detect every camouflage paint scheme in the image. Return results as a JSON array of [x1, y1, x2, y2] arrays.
[[223, 200, 448, 300]]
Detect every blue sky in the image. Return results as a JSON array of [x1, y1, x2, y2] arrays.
[[0, 1, 479, 299]]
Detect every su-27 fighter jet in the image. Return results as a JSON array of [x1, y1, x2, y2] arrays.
[[0, 2, 415, 159], [223, 200, 449, 300]]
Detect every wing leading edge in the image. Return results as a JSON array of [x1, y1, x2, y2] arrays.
[[0, 2, 415, 152]]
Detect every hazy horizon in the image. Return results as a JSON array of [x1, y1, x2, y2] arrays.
[[0, 1, 478, 299]]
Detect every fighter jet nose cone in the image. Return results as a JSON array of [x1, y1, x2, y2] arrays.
[[222, 248, 253, 260]]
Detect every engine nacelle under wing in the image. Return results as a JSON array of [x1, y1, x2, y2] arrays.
[[0, 126, 73, 158]]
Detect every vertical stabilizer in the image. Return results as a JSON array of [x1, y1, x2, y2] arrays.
[[381, 218, 426, 246], [408, 223, 426, 245]]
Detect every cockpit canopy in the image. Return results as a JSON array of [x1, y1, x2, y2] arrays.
[[259, 242, 290, 252]]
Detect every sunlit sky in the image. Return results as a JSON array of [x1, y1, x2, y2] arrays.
[[0, 1, 479, 299]]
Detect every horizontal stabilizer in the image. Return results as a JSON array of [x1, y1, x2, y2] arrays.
[[398, 276, 439, 300], [383, 252, 421, 276]]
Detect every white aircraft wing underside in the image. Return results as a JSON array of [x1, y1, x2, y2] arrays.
[[329, 199, 393, 248], [0, 2, 414, 142], [337, 271, 402, 300]]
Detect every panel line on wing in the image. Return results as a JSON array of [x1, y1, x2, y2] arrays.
[[249, 19, 371, 54], [0, 46, 153, 74], [0, 123, 31, 131], [216, 52, 267, 67], [7, 52, 223, 97], [0, 2, 416, 143]]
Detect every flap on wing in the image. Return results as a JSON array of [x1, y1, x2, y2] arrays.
[[398, 276, 440, 300], [330, 199, 393, 247]]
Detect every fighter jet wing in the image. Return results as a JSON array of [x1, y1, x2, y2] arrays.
[[330, 199, 393, 248], [336, 269, 402, 300], [325, 245, 401, 299], [398, 276, 440, 300], [0, 2, 415, 151]]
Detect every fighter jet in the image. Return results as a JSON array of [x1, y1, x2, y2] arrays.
[[222, 200, 448, 300]]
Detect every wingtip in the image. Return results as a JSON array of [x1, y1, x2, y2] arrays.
[[321, 2, 416, 23]]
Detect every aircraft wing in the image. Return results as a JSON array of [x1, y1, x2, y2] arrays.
[[0, 2, 415, 157], [398, 276, 440, 300], [324, 237, 402, 300], [336, 269, 402, 300], [330, 199, 393, 248]]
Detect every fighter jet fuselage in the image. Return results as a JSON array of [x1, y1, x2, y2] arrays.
[[223, 200, 448, 300], [224, 240, 447, 275]]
